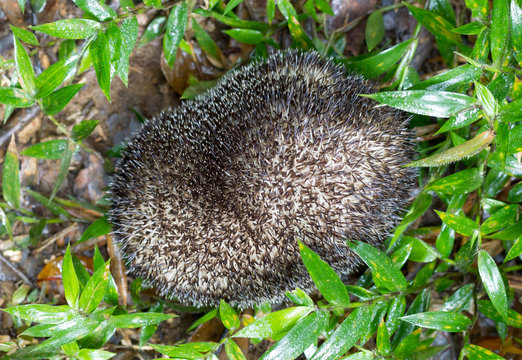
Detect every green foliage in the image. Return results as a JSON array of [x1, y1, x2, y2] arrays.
[[1, 0, 521, 358]]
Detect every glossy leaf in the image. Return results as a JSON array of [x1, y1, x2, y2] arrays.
[[407, 237, 439, 263], [475, 81, 499, 119], [406, 130, 495, 167], [90, 32, 111, 101], [21, 139, 67, 159], [42, 83, 84, 115], [298, 240, 350, 308], [73, 0, 116, 21], [409, 65, 481, 91], [187, 309, 218, 332], [490, 0, 510, 67], [10, 25, 39, 46], [26, 189, 71, 218], [347, 40, 411, 79], [508, 182, 522, 203], [2, 304, 74, 324], [505, 239, 522, 262], [0, 87, 35, 108], [109, 313, 174, 328], [463, 344, 504, 360], [164, 2, 188, 68], [225, 339, 246, 360], [452, 21, 486, 35], [234, 306, 313, 338], [192, 17, 221, 64], [348, 241, 408, 293], [441, 284, 474, 312], [35, 55, 79, 99], [478, 300, 522, 328], [118, 16, 138, 86], [405, 3, 460, 44], [435, 210, 479, 236], [363, 90, 474, 118], [285, 289, 314, 307], [436, 106, 481, 134], [71, 119, 99, 141], [3, 137, 20, 209], [13, 36, 36, 95], [478, 250, 508, 320], [32, 19, 101, 39], [63, 244, 80, 309], [376, 317, 390, 356], [50, 140, 75, 201], [391, 289, 430, 348], [224, 0, 244, 15], [138, 16, 166, 46], [481, 204, 519, 234], [512, 0, 522, 66], [311, 306, 371, 360], [220, 300, 240, 330], [260, 311, 328, 360], [78, 260, 110, 314], [386, 295, 406, 334], [400, 311, 471, 332], [225, 29, 264, 44], [427, 168, 482, 194]]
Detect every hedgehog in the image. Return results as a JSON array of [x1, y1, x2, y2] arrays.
[[110, 50, 416, 309]]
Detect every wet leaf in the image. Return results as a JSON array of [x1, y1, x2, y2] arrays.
[[234, 307, 313, 338], [405, 3, 461, 44], [452, 21, 486, 35], [50, 140, 75, 201], [22, 139, 67, 159], [436, 106, 481, 134], [73, 0, 116, 21], [63, 244, 79, 309], [164, 2, 188, 68], [512, 0, 522, 66], [441, 284, 474, 312], [406, 130, 495, 167], [42, 83, 84, 115], [366, 11, 384, 51], [90, 32, 111, 101], [409, 65, 481, 91], [225, 339, 246, 360], [298, 240, 350, 308], [109, 313, 174, 328], [192, 17, 221, 64], [478, 250, 508, 320], [32, 19, 101, 39], [225, 28, 264, 44], [400, 311, 471, 332], [3, 137, 20, 209], [348, 241, 408, 293], [427, 168, 482, 194], [79, 260, 110, 314], [13, 36, 36, 95], [0, 87, 35, 108], [363, 90, 474, 118], [35, 55, 79, 99], [139, 16, 166, 47], [10, 25, 39, 46], [490, 0, 509, 67], [311, 305, 371, 360], [505, 238, 522, 262], [463, 344, 504, 360], [435, 210, 479, 236], [260, 311, 328, 360], [2, 304, 74, 324], [286, 289, 314, 307], [481, 204, 519, 234], [220, 300, 240, 330]]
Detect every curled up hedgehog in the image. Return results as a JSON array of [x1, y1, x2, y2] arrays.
[[110, 51, 416, 309]]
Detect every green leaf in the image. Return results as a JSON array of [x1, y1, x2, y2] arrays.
[[404, 3, 461, 44], [436, 106, 481, 134], [277, 0, 298, 19], [21, 139, 67, 159], [286, 15, 314, 50], [475, 81, 499, 119], [311, 306, 371, 360], [105, 23, 121, 82], [508, 182, 522, 203], [391, 192, 432, 246], [314, 0, 334, 15], [13, 36, 36, 96], [260, 311, 328, 360], [224, 28, 264, 44], [490, 0, 510, 67], [72, 0, 117, 21], [79, 260, 110, 314], [505, 238, 522, 262], [90, 32, 111, 102], [346, 40, 412, 78], [463, 344, 504, 360], [139, 16, 166, 46], [32, 19, 101, 39], [118, 16, 138, 86], [363, 90, 474, 118], [391, 289, 430, 348], [224, 0, 244, 14], [42, 83, 84, 115], [50, 140, 75, 201], [481, 204, 519, 235], [78, 216, 112, 243], [194, 9, 270, 31], [478, 250, 508, 320], [220, 300, 240, 330], [109, 313, 174, 328], [33, 318, 98, 352], [435, 210, 479, 236], [26, 189, 71, 218], [35, 55, 79, 99], [376, 317, 391, 356], [187, 309, 218, 332], [2, 304, 74, 324], [365, 11, 384, 51], [266, 0, 275, 23], [406, 130, 495, 167], [386, 295, 406, 334], [63, 244, 80, 309], [409, 64, 481, 91], [298, 240, 350, 308], [225, 339, 246, 360], [407, 237, 439, 262], [151, 344, 205, 358], [465, 0, 489, 19], [10, 25, 39, 46], [17, 0, 25, 13], [478, 300, 522, 328], [286, 289, 314, 307], [441, 284, 474, 312], [400, 311, 471, 332], [0, 207, 13, 241], [234, 306, 313, 338], [452, 21, 486, 35], [72, 119, 99, 141], [192, 17, 221, 64], [0, 87, 35, 108], [486, 221, 522, 241], [3, 137, 20, 209], [164, 2, 188, 68], [348, 241, 408, 293], [427, 168, 482, 194], [512, 0, 522, 66]]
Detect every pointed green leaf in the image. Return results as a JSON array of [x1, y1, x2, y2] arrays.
[[35, 55, 79, 99], [13, 36, 36, 95], [3, 137, 20, 209], [42, 83, 84, 115], [234, 306, 313, 338], [78, 260, 110, 314], [72, 0, 117, 21], [481, 204, 519, 235], [72, 119, 99, 141], [298, 240, 350, 308], [348, 241, 408, 293], [0, 87, 35, 108], [478, 250, 508, 320], [21, 139, 67, 159], [118, 16, 138, 86], [90, 32, 111, 102], [32, 19, 101, 39], [365, 11, 384, 51], [224, 28, 264, 44], [400, 311, 471, 332], [50, 140, 75, 201], [2, 304, 74, 324], [109, 313, 174, 328], [435, 210, 479, 236], [426, 168, 482, 194], [490, 0, 510, 67], [10, 25, 39, 45], [220, 300, 240, 330], [225, 339, 246, 360], [63, 244, 80, 309], [463, 344, 504, 360]]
